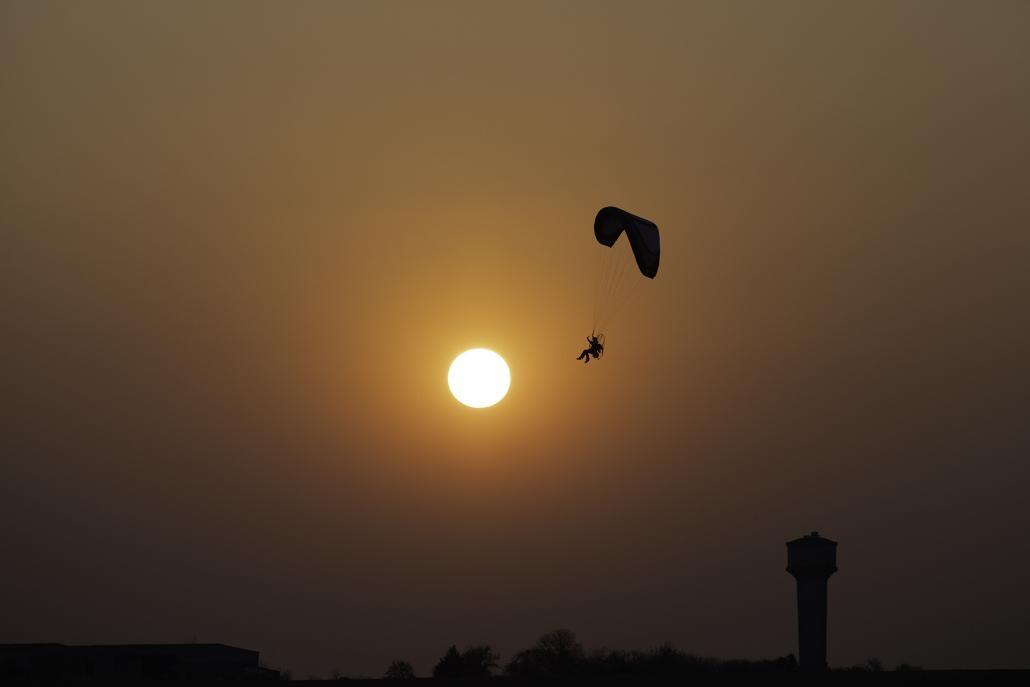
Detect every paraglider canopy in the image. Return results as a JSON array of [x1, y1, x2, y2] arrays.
[[590, 206, 660, 335], [594, 206, 660, 278]]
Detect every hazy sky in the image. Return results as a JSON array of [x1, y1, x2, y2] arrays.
[[4, 0, 1030, 677]]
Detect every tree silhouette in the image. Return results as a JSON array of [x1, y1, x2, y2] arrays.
[[383, 660, 415, 679], [837, 657, 889, 673], [433, 645, 498, 678], [433, 646, 463, 678], [506, 629, 585, 677], [895, 663, 923, 672]]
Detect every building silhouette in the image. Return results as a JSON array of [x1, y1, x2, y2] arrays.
[[0, 643, 276, 680], [786, 531, 837, 671]]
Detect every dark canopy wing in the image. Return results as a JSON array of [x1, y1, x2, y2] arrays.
[[593, 206, 660, 278]]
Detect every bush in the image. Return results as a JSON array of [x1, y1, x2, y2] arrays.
[[384, 660, 416, 679], [433, 645, 499, 678]]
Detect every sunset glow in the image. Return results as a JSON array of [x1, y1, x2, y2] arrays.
[[5, 1, 1029, 676]]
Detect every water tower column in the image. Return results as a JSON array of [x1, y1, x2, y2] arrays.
[[786, 532, 837, 671]]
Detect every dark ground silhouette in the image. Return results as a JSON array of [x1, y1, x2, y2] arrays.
[[4, 535, 1026, 682], [5, 632, 1030, 683]]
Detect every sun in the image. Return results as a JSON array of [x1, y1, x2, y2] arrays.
[[448, 348, 511, 408]]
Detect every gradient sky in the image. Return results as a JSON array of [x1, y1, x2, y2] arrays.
[[4, 0, 1030, 677]]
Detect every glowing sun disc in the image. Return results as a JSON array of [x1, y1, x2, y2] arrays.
[[448, 349, 511, 408]]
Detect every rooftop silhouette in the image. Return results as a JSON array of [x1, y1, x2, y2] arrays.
[[0, 643, 277, 681]]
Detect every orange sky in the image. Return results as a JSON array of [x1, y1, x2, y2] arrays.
[[4, 1, 1030, 677]]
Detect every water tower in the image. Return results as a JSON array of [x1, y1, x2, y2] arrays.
[[786, 531, 837, 671]]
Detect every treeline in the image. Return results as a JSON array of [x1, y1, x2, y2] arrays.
[[390, 629, 800, 679], [300, 631, 918, 679]]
